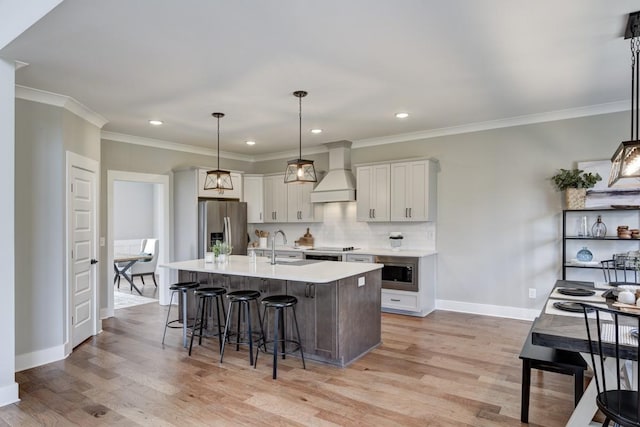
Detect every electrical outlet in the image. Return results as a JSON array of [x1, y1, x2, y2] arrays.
[[358, 277, 365, 287], [528, 288, 536, 299]]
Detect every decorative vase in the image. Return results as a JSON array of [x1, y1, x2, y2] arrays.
[[591, 215, 607, 238], [565, 188, 586, 210], [204, 252, 215, 263], [576, 247, 593, 262]]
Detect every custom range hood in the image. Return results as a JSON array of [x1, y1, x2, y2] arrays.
[[310, 140, 356, 203]]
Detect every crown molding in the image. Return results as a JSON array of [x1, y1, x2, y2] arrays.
[[352, 100, 630, 149], [101, 131, 254, 162], [15, 85, 108, 128]]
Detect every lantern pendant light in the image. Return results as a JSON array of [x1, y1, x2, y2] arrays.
[[284, 90, 317, 183], [609, 11, 640, 187], [204, 112, 233, 193]]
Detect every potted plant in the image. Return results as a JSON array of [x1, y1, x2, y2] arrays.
[[550, 168, 602, 209], [211, 240, 232, 263]]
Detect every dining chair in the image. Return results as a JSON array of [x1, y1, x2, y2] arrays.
[[601, 254, 640, 286], [579, 303, 640, 427], [130, 238, 159, 287]]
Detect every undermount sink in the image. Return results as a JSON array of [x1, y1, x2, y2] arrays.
[[273, 259, 323, 266]]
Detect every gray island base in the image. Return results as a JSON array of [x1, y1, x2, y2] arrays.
[[161, 256, 383, 367]]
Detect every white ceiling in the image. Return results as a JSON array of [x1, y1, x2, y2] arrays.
[[1, 0, 638, 158]]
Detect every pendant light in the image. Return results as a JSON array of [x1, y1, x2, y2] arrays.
[[609, 11, 640, 187], [284, 90, 317, 183], [204, 112, 233, 193]]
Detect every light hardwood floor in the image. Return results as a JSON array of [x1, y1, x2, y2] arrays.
[[1, 307, 577, 426]]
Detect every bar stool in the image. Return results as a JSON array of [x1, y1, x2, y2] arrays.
[[162, 282, 199, 348], [188, 287, 227, 355], [220, 290, 263, 365], [254, 294, 306, 379]]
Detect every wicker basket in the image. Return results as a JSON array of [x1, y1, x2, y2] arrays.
[[565, 188, 586, 210]]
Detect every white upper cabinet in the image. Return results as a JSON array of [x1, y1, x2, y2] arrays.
[[390, 160, 436, 222], [197, 168, 242, 199], [287, 182, 323, 222], [263, 174, 288, 223], [243, 175, 264, 223], [356, 164, 390, 222]]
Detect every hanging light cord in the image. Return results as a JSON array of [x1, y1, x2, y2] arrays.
[[217, 114, 221, 169], [298, 93, 303, 158], [633, 36, 639, 141]]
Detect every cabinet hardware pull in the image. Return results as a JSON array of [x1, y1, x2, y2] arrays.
[[260, 212, 262, 220], [373, 209, 375, 218], [390, 298, 401, 302], [409, 207, 412, 218], [405, 207, 408, 218]]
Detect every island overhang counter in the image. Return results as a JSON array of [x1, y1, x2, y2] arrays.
[[161, 255, 383, 367]]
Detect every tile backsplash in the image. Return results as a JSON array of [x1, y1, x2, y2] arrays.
[[249, 202, 436, 250]]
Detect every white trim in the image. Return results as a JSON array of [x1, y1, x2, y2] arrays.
[[99, 100, 630, 161], [107, 170, 172, 313], [436, 299, 540, 321], [65, 151, 100, 356], [101, 131, 253, 162], [0, 383, 19, 407], [15, 85, 108, 129], [352, 101, 629, 149], [15, 344, 66, 372]]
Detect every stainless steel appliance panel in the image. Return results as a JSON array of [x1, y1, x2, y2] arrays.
[[375, 256, 419, 292], [198, 200, 248, 257]]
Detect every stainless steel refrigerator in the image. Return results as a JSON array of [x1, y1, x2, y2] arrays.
[[198, 200, 248, 257]]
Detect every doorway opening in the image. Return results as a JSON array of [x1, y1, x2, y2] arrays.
[[106, 171, 171, 318]]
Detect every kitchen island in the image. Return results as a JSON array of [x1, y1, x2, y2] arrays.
[[161, 255, 383, 367]]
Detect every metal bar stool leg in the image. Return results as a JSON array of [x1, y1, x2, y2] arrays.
[[272, 306, 279, 379], [247, 301, 254, 366], [292, 305, 305, 369], [181, 289, 189, 348], [162, 290, 177, 345], [220, 299, 235, 363], [189, 295, 204, 356]]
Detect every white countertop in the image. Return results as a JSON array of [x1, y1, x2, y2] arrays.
[[160, 255, 382, 283], [249, 246, 437, 258]]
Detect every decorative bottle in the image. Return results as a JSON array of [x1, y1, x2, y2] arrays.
[[591, 215, 607, 239], [576, 247, 593, 262]]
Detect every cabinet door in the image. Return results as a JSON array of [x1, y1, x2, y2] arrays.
[[356, 166, 373, 221], [244, 176, 264, 223], [287, 182, 319, 222], [264, 175, 287, 223], [390, 160, 434, 222], [286, 281, 316, 358], [390, 162, 410, 221], [370, 164, 390, 222], [313, 282, 337, 358]]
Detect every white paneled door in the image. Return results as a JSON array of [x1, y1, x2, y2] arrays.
[[71, 165, 97, 347]]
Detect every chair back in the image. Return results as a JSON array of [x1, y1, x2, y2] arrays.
[[580, 303, 640, 426], [131, 238, 159, 274], [601, 254, 640, 286]]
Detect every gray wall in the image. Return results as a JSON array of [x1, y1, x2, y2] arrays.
[[15, 99, 100, 356], [113, 181, 155, 240], [349, 111, 626, 310]]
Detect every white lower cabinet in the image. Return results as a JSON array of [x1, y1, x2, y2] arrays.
[[381, 290, 420, 312]]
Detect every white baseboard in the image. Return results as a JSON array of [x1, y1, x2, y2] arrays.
[[15, 344, 67, 372], [436, 299, 539, 321], [0, 382, 19, 407]]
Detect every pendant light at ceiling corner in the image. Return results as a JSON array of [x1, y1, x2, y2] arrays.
[[204, 112, 233, 193], [609, 11, 640, 187], [284, 90, 317, 184]]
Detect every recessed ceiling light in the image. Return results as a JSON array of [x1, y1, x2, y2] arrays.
[[245, 140, 256, 146], [149, 120, 163, 126], [311, 129, 323, 134], [395, 112, 409, 119]]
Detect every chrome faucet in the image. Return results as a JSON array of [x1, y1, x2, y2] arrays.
[[270, 230, 287, 265]]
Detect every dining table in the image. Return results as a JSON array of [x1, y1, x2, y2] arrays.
[[531, 279, 636, 426], [113, 253, 152, 295]]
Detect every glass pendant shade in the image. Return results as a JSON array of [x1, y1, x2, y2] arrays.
[[204, 112, 233, 193], [609, 140, 640, 186], [285, 158, 317, 183], [284, 90, 317, 184]]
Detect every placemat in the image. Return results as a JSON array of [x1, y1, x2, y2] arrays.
[[544, 300, 612, 320], [600, 324, 638, 346], [549, 288, 607, 302]]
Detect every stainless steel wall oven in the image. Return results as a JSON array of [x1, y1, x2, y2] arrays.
[[375, 256, 419, 292]]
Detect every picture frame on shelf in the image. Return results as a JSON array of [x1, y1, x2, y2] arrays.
[[578, 160, 640, 208]]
